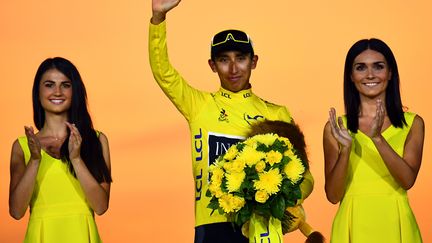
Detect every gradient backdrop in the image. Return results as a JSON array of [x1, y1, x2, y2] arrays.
[[1, 1, 431, 242]]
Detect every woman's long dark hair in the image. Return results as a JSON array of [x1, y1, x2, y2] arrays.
[[343, 38, 406, 133], [33, 57, 112, 183]]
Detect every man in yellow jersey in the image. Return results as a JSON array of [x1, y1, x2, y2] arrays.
[[149, 0, 314, 242]]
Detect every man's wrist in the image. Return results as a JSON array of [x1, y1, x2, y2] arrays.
[[151, 12, 166, 25]]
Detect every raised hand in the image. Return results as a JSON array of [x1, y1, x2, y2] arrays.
[[65, 122, 82, 161], [328, 108, 352, 149], [151, 0, 181, 24], [24, 126, 41, 161], [368, 99, 385, 139]]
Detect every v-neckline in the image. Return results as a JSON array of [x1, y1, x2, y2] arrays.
[[356, 124, 393, 137], [41, 148, 62, 160]]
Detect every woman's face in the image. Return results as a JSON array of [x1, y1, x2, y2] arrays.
[[39, 68, 72, 115], [351, 49, 391, 99]]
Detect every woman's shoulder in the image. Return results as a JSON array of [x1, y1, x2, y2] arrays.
[[15, 136, 28, 149], [94, 130, 109, 144], [11, 136, 27, 161], [404, 111, 423, 126], [412, 113, 424, 129]]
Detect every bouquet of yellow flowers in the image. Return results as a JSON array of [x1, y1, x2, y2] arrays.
[[206, 121, 308, 241]]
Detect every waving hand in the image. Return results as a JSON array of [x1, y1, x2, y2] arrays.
[[152, 0, 181, 24]]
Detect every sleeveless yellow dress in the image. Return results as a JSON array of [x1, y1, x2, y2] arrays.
[[330, 112, 422, 243], [18, 136, 102, 243]]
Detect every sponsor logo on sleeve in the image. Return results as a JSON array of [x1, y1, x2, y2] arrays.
[[243, 113, 265, 125]]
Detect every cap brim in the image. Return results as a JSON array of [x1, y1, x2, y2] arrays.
[[211, 42, 253, 58]]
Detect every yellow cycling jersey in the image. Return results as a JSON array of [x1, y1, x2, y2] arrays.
[[149, 21, 313, 227]]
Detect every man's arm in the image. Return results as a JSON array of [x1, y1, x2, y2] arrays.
[[149, 0, 206, 121]]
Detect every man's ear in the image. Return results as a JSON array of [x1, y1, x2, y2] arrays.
[[208, 59, 217, 72], [251, 55, 258, 69]]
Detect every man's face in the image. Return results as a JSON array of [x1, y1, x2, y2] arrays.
[[208, 50, 258, 93]]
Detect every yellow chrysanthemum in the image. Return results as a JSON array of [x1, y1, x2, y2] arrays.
[[224, 159, 246, 173], [224, 145, 239, 161], [232, 195, 246, 209], [237, 146, 266, 167], [208, 182, 224, 198], [243, 137, 258, 148], [226, 171, 246, 192], [218, 194, 245, 213], [266, 150, 283, 166], [279, 137, 293, 150], [284, 148, 295, 157], [211, 158, 225, 169], [254, 168, 283, 195], [252, 133, 279, 146], [255, 160, 266, 173], [223, 161, 233, 172], [255, 190, 270, 203], [284, 155, 305, 184], [210, 167, 224, 184]]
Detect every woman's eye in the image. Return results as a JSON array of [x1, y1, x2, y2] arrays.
[[355, 65, 366, 71], [374, 64, 385, 70], [62, 83, 72, 88]]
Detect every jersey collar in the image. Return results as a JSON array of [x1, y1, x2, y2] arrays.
[[217, 87, 253, 100]]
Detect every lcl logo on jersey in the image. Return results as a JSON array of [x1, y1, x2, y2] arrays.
[[243, 113, 265, 125]]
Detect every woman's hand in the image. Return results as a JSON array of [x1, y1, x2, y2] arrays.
[[328, 108, 352, 149], [24, 126, 41, 162], [66, 122, 82, 161], [368, 99, 385, 140], [323, 108, 352, 203]]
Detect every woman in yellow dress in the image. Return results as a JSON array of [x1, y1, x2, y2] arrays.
[[323, 39, 424, 242], [9, 57, 112, 243]]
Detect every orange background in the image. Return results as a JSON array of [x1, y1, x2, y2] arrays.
[[1, 1, 431, 242]]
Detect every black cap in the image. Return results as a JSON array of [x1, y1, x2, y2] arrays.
[[210, 29, 254, 60]]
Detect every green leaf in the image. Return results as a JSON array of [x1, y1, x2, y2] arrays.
[[255, 202, 272, 217], [221, 179, 228, 193], [292, 187, 302, 199], [236, 205, 252, 226], [207, 198, 219, 210], [271, 139, 287, 153], [205, 189, 212, 197], [256, 143, 270, 152], [270, 195, 286, 220], [237, 143, 245, 151], [280, 156, 289, 167], [281, 180, 292, 197], [285, 199, 296, 207]]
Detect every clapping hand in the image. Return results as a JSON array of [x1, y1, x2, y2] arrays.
[[328, 108, 352, 149], [367, 99, 385, 139], [66, 122, 82, 161], [24, 126, 41, 161]]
